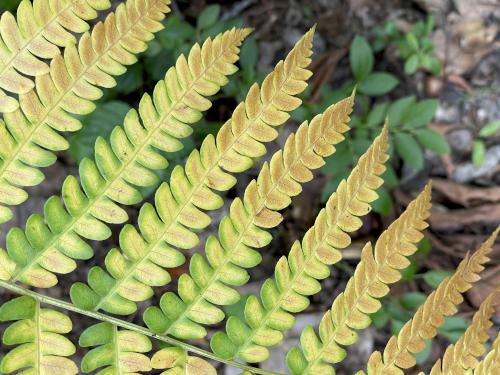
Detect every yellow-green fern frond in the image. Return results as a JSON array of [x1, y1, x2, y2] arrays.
[[429, 288, 499, 375], [286, 182, 432, 374], [68, 28, 315, 315], [362, 226, 499, 375], [0, 0, 171, 224], [210, 123, 390, 363], [474, 333, 500, 375], [79, 323, 152, 374], [0, 0, 113, 112], [151, 347, 217, 375], [142, 95, 354, 343], [0, 28, 249, 288], [0, 296, 77, 374]]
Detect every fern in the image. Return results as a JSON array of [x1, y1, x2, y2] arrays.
[[210, 123, 389, 363], [0, 295, 77, 374], [0, 27, 248, 287], [0, 0, 171, 224], [69, 28, 315, 315], [142, 95, 354, 342], [360, 227, 499, 375], [0, 0, 112, 112], [151, 347, 217, 374], [79, 322, 152, 374], [474, 332, 500, 375], [285, 182, 432, 374], [428, 288, 498, 375]]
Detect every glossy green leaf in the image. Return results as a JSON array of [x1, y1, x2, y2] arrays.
[[405, 99, 439, 128], [388, 96, 416, 127], [479, 120, 500, 137], [422, 270, 453, 288], [472, 140, 486, 167]]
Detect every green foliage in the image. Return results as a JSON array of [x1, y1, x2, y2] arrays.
[[293, 31, 447, 215], [374, 16, 442, 75], [472, 119, 500, 167]]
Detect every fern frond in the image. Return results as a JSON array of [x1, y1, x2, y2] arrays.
[[69, 28, 315, 315], [142, 94, 354, 343], [474, 332, 500, 375], [285, 182, 432, 374], [151, 347, 217, 375], [0, 0, 113, 112], [79, 322, 152, 374], [429, 288, 499, 375], [362, 226, 499, 375], [0, 0, 171, 224], [0, 295, 77, 374], [0, 28, 248, 288], [209, 123, 390, 363]]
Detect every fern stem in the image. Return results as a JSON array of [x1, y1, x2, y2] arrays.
[[0, 280, 282, 375]]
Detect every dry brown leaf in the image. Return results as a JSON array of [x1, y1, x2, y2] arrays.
[[429, 204, 500, 231], [432, 178, 500, 207]]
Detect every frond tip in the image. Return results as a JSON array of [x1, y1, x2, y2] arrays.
[[474, 332, 500, 375], [363, 226, 499, 375], [210, 122, 390, 364], [286, 181, 432, 375], [0, 296, 77, 374], [429, 288, 499, 375], [143, 94, 355, 343], [69, 26, 315, 315]]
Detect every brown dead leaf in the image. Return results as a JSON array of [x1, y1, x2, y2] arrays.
[[429, 203, 500, 231], [432, 178, 500, 207]]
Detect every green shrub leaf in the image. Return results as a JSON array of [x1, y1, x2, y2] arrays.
[[394, 132, 424, 169], [359, 72, 399, 96], [415, 128, 450, 155], [350, 36, 374, 81]]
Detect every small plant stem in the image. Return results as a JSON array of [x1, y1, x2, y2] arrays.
[[0, 280, 283, 375]]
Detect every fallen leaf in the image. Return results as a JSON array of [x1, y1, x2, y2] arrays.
[[429, 203, 500, 231], [432, 178, 500, 207]]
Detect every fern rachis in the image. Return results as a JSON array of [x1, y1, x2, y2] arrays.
[[5, 27, 249, 288], [70, 28, 315, 315]]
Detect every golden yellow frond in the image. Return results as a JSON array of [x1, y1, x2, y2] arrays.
[[364, 226, 499, 375], [429, 288, 498, 375], [286, 181, 432, 374], [474, 332, 500, 375], [0, 0, 114, 112], [211, 122, 390, 365]]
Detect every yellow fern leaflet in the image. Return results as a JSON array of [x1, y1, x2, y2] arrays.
[[0, 0, 171, 224], [0, 0, 112, 112], [474, 332, 500, 375]]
